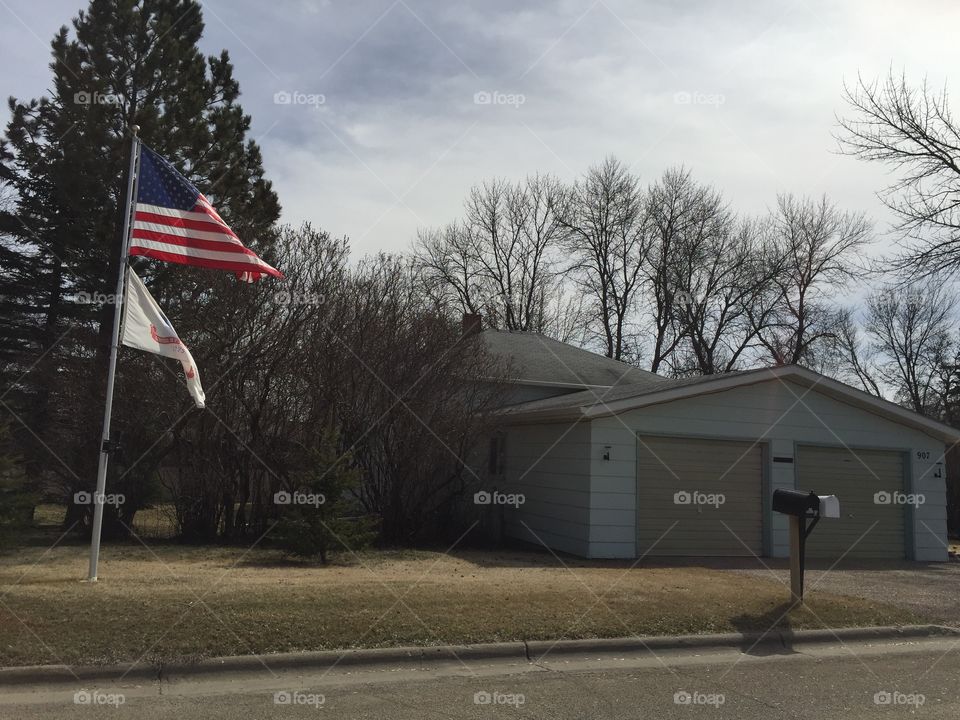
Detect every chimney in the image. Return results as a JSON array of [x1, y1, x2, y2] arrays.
[[462, 313, 482, 336]]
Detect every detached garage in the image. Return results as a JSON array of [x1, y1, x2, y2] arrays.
[[482, 330, 958, 563]]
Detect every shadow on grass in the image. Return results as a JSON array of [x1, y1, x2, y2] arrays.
[[237, 554, 348, 569], [448, 544, 957, 574], [730, 601, 799, 656], [446, 546, 781, 572], [235, 547, 436, 570]]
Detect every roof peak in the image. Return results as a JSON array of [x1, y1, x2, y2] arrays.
[[480, 329, 663, 389]]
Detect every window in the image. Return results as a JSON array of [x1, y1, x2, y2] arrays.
[[488, 433, 505, 477]]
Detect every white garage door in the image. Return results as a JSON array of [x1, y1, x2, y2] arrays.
[[637, 436, 763, 556], [797, 445, 907, 560]]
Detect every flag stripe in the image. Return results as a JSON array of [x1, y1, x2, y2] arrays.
[[130, 246, 282, 276], [134, 210, 240, 239], [132, 225, 255, 252], [130, 239, 277, 267], [135, 202, 230, 225]]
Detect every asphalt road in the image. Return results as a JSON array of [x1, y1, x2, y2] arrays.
[[3, 637, 959, 719]]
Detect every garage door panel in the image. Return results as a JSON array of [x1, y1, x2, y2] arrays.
[[637, 436, 763, 557], [637, 456, 761, 471], [798, 445, 906, 560], [639, 514, 762, 526], [637, 469, 762, 484], [638, 476, 761, 489], [638, 526, 762, 553], [634, 485, 761, 499], [649, 526, 764, 537], [808, 470, 902, 482]]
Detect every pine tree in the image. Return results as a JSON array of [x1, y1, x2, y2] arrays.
[[274, 424, 376, 564], [0, 421, 33, 549], [0, 0, 281, 536]]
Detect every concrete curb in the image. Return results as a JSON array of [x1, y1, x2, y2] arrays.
[[0, 663, 158, 687], [1, 625, 955, 687], [523, 624, 958, 658], [162, 642, 528, 681]]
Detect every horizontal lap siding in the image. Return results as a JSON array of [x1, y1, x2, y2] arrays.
[[594, 384, 931, 445], [503, 421, 591, 557], [913, 455, 949, 560]]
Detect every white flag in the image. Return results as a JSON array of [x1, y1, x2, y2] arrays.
[[121, 269, 205, 408]]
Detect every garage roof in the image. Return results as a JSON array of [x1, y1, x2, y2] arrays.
[[500, 364, 960, 443], [481, 330, 662, 389]]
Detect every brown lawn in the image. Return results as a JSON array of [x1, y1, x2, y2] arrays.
[[0, 543, 920, 668]]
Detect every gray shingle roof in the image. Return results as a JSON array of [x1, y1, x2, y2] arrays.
[[480, 330, 663, 389], [500, 367, 766, 416]]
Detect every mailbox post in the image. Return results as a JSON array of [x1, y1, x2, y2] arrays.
[[772, 489, 839, 604]]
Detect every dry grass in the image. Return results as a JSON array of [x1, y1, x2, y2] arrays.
[[0, 543, 920, 668], [33, 504, 182, 540]]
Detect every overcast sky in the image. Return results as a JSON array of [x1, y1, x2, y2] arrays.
[[2, 0, 958, 259]]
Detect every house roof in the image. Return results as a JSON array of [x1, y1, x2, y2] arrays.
[[480, 330, 662, 389], [500, 364, 960, 444]]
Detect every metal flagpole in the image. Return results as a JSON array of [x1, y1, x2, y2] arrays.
[[87, 124, 141, 582]]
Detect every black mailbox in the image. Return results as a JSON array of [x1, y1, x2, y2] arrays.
[[772, 488, 820, 517], [770, 488, 838, 605]]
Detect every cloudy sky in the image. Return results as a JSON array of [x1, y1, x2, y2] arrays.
[[2, 0, 958, 257]]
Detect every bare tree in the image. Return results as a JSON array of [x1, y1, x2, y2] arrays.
[[159, 223, 351, 541], [560, 156, 649, 360], [832, 309, 884, 397], [759, 194, 871, 366], [838, 70, 960, 278], [415, 221, 481, 319], [157, 227, 511, 546], [835, 279, 957, 419], [414, 175, 569, 333], [638, 168, 780, 375], [865, 280, 955, 414], [641, 167, 699, 372], [673, 218, 781, 375], [329, 254, 508, 544], [541, 288, 591, 345]]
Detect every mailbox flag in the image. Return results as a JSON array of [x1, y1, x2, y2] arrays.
[[121, 269, 205, 408]]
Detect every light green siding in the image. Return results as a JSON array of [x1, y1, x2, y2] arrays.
[[501, 421, 592, 557]]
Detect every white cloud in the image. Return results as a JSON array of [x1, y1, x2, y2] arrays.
[[3, 0, 960, 262]]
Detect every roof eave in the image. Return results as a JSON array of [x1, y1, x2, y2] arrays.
[[486, 377, 616, 390], [497, 406, 588, 424], [504, 365, 960, 443], [579, 367, 780, 419]]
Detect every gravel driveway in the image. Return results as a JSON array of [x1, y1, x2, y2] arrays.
[[724, 560, 960, 625]]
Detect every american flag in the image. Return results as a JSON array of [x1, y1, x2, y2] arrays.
[[129, 144, 283, 282]]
